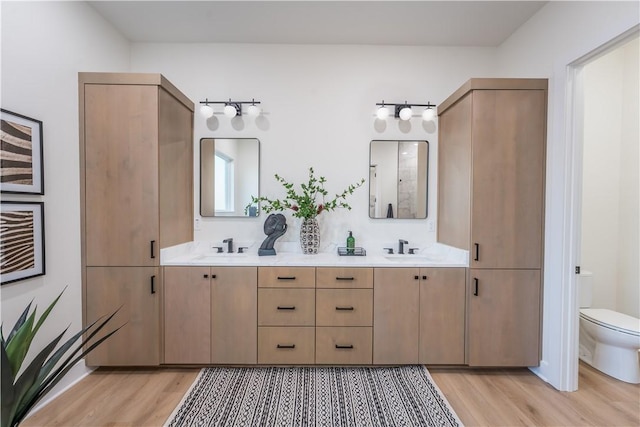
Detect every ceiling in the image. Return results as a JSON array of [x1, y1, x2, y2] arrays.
[[88, 1, 547, 47]]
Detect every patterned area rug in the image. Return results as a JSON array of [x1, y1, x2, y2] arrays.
[[165, 366, 463, 427]]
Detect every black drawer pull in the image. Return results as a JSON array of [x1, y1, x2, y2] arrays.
[[211, 274, 217, 279], [474, 243, 480, 261], [204, 274, 209, 278], [414, 275, 420, 280], [335, 306, 354, 311], [473, 278, 479, 296], [150, 240, 156, 259], [277, 306, 296, 310], [335, 344, 354, 349], [336, 277, 355, 281], [277, 276, 296, 280], [422, 275, 428, 280], [277, 344, 295, 349], [150, 275, 156, 294]]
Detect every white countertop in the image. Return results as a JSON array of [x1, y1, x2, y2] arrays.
[[161, 241, 468, 268]]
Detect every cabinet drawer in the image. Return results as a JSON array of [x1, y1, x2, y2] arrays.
[[258, 267, 315, 288], [258, 327, 315, 364], [258, 289, 315, 326], [316, 327, 372, 365], [316, 289, 373, 326], [316, 268, 373, 289]]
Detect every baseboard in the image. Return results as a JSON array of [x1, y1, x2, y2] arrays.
[[529, 360, 550, 383], [26, 361, 94, 417]]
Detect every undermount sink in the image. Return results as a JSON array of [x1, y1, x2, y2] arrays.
[[383, 255, 440, 263], [196, 252, 249, 260]]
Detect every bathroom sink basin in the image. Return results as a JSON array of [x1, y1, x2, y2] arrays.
[[383, 255, 439, 263], [196, 253, 249, 260]]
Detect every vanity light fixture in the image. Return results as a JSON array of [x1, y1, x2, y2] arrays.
[[199, 98, 262, 118], [375, 101, 437, 122]]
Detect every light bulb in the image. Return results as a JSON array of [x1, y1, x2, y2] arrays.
[[422, 107, 436, 122], [247, 104, 261, 117], [399, 106, 412, 121], [376, 106, 390, 120], [200, 104, 213, 118], [224, 104, 237, 118]]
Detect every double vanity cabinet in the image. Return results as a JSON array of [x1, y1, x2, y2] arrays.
[[162, 265, 466, 366]]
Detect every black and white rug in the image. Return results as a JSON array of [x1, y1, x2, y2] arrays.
[[165, 366, 463, 427]]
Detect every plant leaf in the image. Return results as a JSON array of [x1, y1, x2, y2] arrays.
[[32, 289, 65, 340], [4, 311, 36, 378], [5, 301, 32, 345], [1, 338, 16, 427]]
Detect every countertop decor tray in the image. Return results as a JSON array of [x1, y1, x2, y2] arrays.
[[337, 247, 366, 256]]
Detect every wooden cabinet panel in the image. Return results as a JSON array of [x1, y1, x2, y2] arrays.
[[258, 327, 315, 364], [84, 84, 160, 267], [163, 267, 210, 364], [373, 268, 420, 365], [316, 289, 373, 327], [258, 289, 315, 326], [258, 267, 315, 288], [419, 268, 466, 365], [316, 327, 372, 365], [211, 267, 257, 364], [316, 267, 373, 288], [470, 90, 546, 269], [467, 269, 541, 366], [85, 267, 159, 366]]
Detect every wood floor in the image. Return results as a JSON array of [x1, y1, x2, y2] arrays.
[[22, 362, 639, 427]]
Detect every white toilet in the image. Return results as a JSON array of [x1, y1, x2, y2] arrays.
[[578, 270, 640, 384]]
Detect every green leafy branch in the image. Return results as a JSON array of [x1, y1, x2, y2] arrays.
[[246, 167, 365, 219]]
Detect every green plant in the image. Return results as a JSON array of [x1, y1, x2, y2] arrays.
[[247, 167, 365, 219], [1, 290, 121, 427]]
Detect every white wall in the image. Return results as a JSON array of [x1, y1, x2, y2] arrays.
[[130, 43, 496, 251], [0, 0, 130, 407], [582, 36, 639, 318], [497, 1, 640, 390]]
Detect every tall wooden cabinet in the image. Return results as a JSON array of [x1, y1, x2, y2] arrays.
[[437, 78, 547, 366], [79, 73, 194, 366]]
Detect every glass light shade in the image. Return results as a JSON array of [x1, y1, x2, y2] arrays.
[[200, 104, 214, 118], [247, 104, 261, 117], [376, 106, 390, 120], [399, 106, 412, 121], [224, 104, 238, 118], [422, 107, 436, 122]]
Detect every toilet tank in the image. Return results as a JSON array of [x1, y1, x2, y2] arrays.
[[578, 270, 593, 308]]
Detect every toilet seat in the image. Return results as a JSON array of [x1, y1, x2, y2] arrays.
[[580, 308, 640, 337]]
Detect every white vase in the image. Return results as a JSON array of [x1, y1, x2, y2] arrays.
[[299, 217, 320, 254]]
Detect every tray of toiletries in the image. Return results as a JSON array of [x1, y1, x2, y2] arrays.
[[337, 247, 366, 256]]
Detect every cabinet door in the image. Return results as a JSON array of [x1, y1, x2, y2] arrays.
[[84, 84, 159, 266], [470, 89, 546, 269], [373, 268, 419, 364], [467, 269, 541, 366], [419, 268, 466, 365], [163, 266, 210, 364], [85, 267, 160, 366], [211, 267, 257, 364]]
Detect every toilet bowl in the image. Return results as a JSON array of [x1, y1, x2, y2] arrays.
[[578, 271, 640, 384]]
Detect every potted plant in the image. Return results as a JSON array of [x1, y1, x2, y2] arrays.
[[247, 167, 364, 254], [1, 290, 120, 427]]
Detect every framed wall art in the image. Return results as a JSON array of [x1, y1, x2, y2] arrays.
[[1, 109, 44, 194], [1, 201, 45, 285]]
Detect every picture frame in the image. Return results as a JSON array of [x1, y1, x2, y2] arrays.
[[1, 201, 45, 285], [1, 109, 44, 194]]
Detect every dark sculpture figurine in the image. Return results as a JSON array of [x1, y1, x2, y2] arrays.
[[258, 213, 287, 256]]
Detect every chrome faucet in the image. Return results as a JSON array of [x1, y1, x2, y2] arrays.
[[398, 239, 408, 254], [223, 238, 234, 253]]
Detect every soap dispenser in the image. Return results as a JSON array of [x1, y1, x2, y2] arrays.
[[346, 231, 355, 254]]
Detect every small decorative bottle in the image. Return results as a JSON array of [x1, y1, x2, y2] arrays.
[[346, 231, 355, 254]]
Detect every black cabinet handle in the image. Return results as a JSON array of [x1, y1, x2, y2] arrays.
[[336, 277, 355, 281], [150, 240, 156, 259], [277, 306, 296, 310], [414, 275, 420, 280], [211, 274, 216, 279], [473, 278, 479, 296], [474, 243, 479, 261], [335, 306, 354, 311], [335, 344, 354, 349], [422, 275, 428, 280], [277, 344, 295, 349], [277, 276, 296, 280], [150, 275, 156, 294], [204, 274, 209, 278]]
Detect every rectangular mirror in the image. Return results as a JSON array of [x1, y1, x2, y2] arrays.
[[369, 140, 428, 219], [200, 138, 260, 217]]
